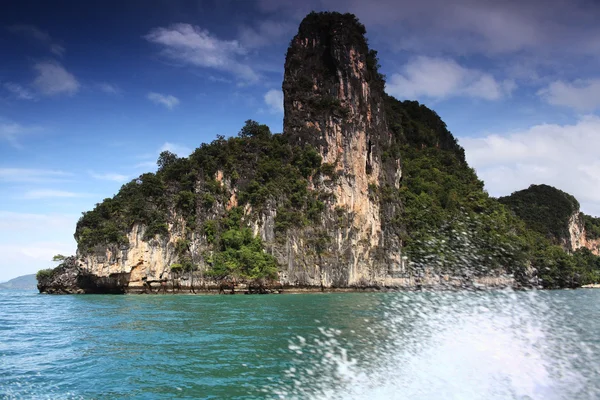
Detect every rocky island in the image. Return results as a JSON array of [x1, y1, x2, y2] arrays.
[[38, 12, 600, 294]]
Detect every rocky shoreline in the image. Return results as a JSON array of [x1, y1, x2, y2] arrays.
[[37, 257, 526, 295], [581, 284, 600, 288]]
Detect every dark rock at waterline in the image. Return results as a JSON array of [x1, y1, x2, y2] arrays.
[[37, 257, 129, 294]]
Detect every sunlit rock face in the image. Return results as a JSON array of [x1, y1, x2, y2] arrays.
[[567, 212, 600, 255], [73, 12, 407, 291], [282, 12, 403, 287], [42, 12, 521, 294]]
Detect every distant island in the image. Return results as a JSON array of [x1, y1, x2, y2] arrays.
[[38, 11, 600, 295], [1, 274, 37, 290]]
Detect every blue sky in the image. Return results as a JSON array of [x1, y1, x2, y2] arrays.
[[1, 0, 600, 281]]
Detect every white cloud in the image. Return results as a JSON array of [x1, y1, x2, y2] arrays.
[[98, 83, 122, 95], [538, 79, 600, 111], [145, 23, 259, 82], [32, 61, 79, 96], [238, 20, 295, 49], [259, 0, 600, 58], [386, 57, 514, 101], [264, 89, 284, 113], [22, 189, 88, 200], [460, 115, 600, 216], [3, 82, 36, 100], [134, 143, 192, 169], [160, 142, 192, 157], [147, 92, 180, 110], [89, 171, 129, 182], [7, 24, 65, 56], [0, 168, 71, 183]]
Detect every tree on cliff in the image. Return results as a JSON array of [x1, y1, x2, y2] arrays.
[[170, 263, 182, 293], [67, 11, 600, 293], [157, 150, 178, 171]]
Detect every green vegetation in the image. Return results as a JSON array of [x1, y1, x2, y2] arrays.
[[205, 207, 278, 281], [498, 184, 580, 242], [383, 95, 600, 287], [383, 95, 528, 276], [534, 246, 600, 288], [52, 254, 66, 262], [496, 184, 600, 287], [583, 214, 600, 239], [290, 11, 385, 91], [36, 269, 55, 281], [75, 120, 328, 281]]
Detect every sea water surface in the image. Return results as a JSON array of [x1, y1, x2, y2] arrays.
[[1, 289, 599, 399]]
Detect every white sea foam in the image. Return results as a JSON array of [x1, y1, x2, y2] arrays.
[[267, 290, 597, 400]]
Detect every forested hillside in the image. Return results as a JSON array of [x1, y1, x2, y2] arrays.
[[38, 11, 600, 293]]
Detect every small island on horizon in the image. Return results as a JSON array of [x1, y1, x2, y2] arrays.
[[37, 11, 600, 295]]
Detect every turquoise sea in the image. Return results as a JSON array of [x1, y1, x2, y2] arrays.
[[1, 289, 599, 399]]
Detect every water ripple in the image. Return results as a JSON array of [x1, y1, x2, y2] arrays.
[[1, 290, 599, 399]]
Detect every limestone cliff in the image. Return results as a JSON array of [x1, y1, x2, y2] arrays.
[[39, 12, 523, 294], [282, 12, 403, 285], [67, 12, 406, 292], [567, 212, 600, 255]]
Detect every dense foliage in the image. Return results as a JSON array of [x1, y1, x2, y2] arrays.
[[498, 184, 580, 243], [36, 269, 55, 281], [290, 11, 386, 91], [75, 120, 326, 280], [204, 207, 278, 281], [73, 82, 600, 288], [533, 245, 600, 288], [583, 214, 600, 240], [384, 96, 600, 288], [383, 96, 529, 277]]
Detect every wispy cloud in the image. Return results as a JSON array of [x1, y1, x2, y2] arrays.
[[89, 171, 129, 182], [0, 211, 76, 231], [208, 75, 232, 84], [32, 61, 79, 96], [264, 89, 284, 113], [134, 142, 192, 170], [98, 83, 122, 95], [145, 23, 259, 82], [7, 24, 65, 56], [238, 20, 295, 49], [386, 56, 515, 101], [160, 142, 192, 157], [537, 79, 600, 111], [3, 82, 36, 100], [22, 189, 89, 200], [0, 168, 71, 183], [0, 120, 42, 148], [147, 92, 180, 109], [259, 0, 600, 59]]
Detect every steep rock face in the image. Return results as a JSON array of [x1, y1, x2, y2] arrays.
[[77, 12, 405, 290], [282, 12, 403, 285], [43, 12, 522, 294], [80, 223, 183, 293], [567, 212, 600, 255], [567, 212, 586, 251]]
